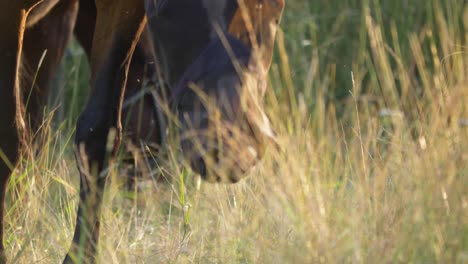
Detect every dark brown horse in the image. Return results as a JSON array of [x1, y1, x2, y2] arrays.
[[0, 0, 284, 262]]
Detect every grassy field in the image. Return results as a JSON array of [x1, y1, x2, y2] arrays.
[[4, 0, 467, 263]]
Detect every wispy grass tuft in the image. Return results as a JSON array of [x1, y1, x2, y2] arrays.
[[5, 0, 467, 263]]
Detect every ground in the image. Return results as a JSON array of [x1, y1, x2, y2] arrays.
[[4, 0, 467, 263]]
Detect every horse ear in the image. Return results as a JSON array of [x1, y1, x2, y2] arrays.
[[145, 0, 170, 18], [145, 0, 159, 17]]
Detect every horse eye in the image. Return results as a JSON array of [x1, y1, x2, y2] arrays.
[[178, 91, 191, 110], [178, 94, 186, 109], [256, 32, 263, 43]]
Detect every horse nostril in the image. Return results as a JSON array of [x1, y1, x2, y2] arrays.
[[191, 156, 207, 178], [212, 147, 220, 164]]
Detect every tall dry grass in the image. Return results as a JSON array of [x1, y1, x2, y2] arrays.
[[4, 0, 467, 263]]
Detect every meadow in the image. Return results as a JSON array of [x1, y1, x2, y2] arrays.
[[4, 0, 467, 263]]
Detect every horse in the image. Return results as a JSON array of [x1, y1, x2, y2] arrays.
[[0, 0, 284, 262]]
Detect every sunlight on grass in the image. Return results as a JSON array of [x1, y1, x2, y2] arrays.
[[4, 0, 467, 263]]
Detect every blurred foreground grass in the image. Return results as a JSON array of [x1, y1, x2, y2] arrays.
[[5, 0, 467, 263]]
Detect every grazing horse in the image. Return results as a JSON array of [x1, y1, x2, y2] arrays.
[[0, 0, 284, 263]]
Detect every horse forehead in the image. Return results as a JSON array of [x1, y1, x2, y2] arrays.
[[202, 0, 229, 29]]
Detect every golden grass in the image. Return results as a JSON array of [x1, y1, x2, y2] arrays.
[[4, 1, 467, 263]]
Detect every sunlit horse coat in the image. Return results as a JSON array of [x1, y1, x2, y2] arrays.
[[0, 0, 284, 262]]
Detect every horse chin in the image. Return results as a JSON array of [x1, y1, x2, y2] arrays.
[[192, 149, 259, 184], [179, 122, 262, 184]]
